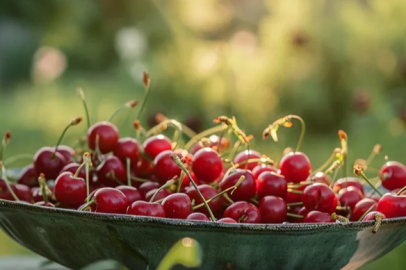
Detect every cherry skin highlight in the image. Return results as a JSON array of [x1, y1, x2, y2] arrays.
[[127, 201, 165, 217], [333, 177, 364, 194], [187, 212, 210, 221], [113, 137, 140, 164], [252, 164, 277, 180], [279, 152, 311, 184], [142, 134, 172, 159], [191, 148, 223, 183], [87, 121, 119, 154], [379, 161, 406, 191], [377, 193, 406, 218], [256, 171, 287, 200]]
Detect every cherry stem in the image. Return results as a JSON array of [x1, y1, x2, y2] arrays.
[[184, 125, 228, 150], [287, 213, 303, 219], [331, 213, 349, 222], [177, 171, 185, 193], [250, 198, 259, 205], [3, 154, 33, 167], [77, 87, 91, 129], [108, 100, 138, 122], [136, 73, 151, 120], [287, 189, 302, 194], [372, 214, 383, 234], [126, 158, 132, 187], [0, 131, 11, 162], [84, 154, 91, 202], [170, 154, 216, 221], [80, 200, 95, 211], [146, 120, 183, 150], [149, 179, 175, 203], [0, 162, 19, 201], [366, 144, 382, 166], [74, 162, 86, 178], [358, 204, 376, 221], [52, 117, 82, 159], [309, 149, 340, 177], [227, 140, 241, 162], [155, 114, 196, 138], [38, 173, 49, 204], [396, 185, 406, 195], [94, 134, 103, 163], [222, 158, 274, 182], [287, 202, 303, 207], [131, 176, 149, 183], [223, 193, 235, 204], [358, 171, 383, 197]]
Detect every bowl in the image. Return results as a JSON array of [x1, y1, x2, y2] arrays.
[[0, 199, 406, 270]]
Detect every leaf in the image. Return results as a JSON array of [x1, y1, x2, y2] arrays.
[[79, 259, 129, 270], [156, 238, 202, 270]]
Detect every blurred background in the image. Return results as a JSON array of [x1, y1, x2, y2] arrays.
[[0, 0, 406, 269]]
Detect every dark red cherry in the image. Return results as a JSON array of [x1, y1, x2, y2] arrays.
[[87, 121, 119, 154], [377, 193, 406, 218], [96, 156, 126, 187], [142, 135, 172, 159], [252, 165, 277, 180], [288, 206, 308, 223], [145, 188, 172, 202], [333, 177, 364, 194], [91, 187, 128, 214], [217, 217, 238, 223], [191, 148, 223, 183], [0, 179, 15, 200], [256, 171, 287, 200], [162, 193, 193, 219], [379, 161, 406, 191], [219, 169, 256, 202], [338, 186, 364, 211], [56, 145, 75, 164], [113, 137, 140, 164], [223, 201, 261, 223], [153, 151, 182, 184], [302, 183, 337, 214], [14, 184, 32, 203], [127, 201, 165, 217], [233, 150, 261, 171], [138, 182, 160, 197], [132, 157, 154, 178], [33, 147, 66, 180], [286, 182, 311, 203], [116, 185, 143, 204], [60, 163, 86, 180], [303, 211, 333, 223], [362, 211, 386, 221], [34, 201, 55, 207], [259, 196, 287, 223], [54, 172, 87, 208], [351, 198, 377, 221], [279, 152, 311, 184], [17, 164, 39, 188], [187, 212, 210, 221], [186, 184, 222, 216]]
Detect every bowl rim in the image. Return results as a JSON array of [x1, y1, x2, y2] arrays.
[[0, 199, 405, 232]]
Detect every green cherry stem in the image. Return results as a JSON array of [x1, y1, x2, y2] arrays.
[[356, 170, 383, 197], [149, 179, 175, 203], [126, 158, 132, 187], [358, 204, 376, 221], [108, 100, 138, 122], [3, 154, 33, 167], [77, 87, 91, 129], [0, 131, 11, 162], [84, 153, 92, 202], [136, 72, 151, 120], [80, 200, 95, 211], [184, 125, 228, 150], [38, 173, 49, 204], [146, 119, 183, 150], [0, 162, 19, 201], [52, 117, 82, 159], [287, 213, 303, 219]]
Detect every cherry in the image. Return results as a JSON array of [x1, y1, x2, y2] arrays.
[[162, 193, 193, 219], [113, 137, 140, 164], [286, 182, 311, 203], [54, 172, 87, 208], [33, 146, 66, 180], [17, 164, 39, 188], [186, 184, 222, 216], [127, 201, 165, 217], [0, 179, 16, 200], [333, 177, 364, 194], [218, 217, 238, 223], [351, 198, 377, 221], [132, 157, 154, 178], [256, 171, 287, 200], [31, 187, 53, 203], [142, 134, 172, 159], [153, 150, 182, 184], [190, 135, 230, 154], [219, 169, 256, 202], [90, 187, 128, 214], [302, 183, 337, 214], [96, 156, 126, 187], [145, 188, 172, 202], [87, 121, 119, 154], [303, 211, 334, 223], [56, 145, 75, 164], [252, 164, 277, 180], [288, 206, 308, 223], [116, 185, 143, 204], [338, 186, 364, 211], [279, 152, 311, 184], [362, 211, 386, 221], [259, 196, 287, 223], [223, 201, 261, 223], [191, 148, 223, 183], [60, 163, 86, 180], [139, 182, 160, 197], [233, 150, 261, 171], [14, 184, 32, 203], [379, 161, 406, 191], [34, 201, 55, 207], [308, 172, 331, 185], [377, 193, 406, 218], [187, 212, 210, 221], [179, 172, 199, 192]]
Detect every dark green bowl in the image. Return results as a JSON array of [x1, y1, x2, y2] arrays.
[[0, 199, 405, 270]]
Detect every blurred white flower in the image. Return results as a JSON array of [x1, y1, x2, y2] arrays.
[[115, 27, 148, 61], [31, 46, 67, 83]]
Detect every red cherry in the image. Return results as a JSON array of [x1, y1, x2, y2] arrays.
[[187, 212, 210, 221], [145, 188, 172, 202], [60, 163, 86, 180], [252, 165, 277, 180], [34, 201, 55, 207], [217, 217, 238, 223], [333, 177, 364, 194], [162, 193, 193, 219], [87, 121, 119, 154], [142, 135, 172, 159], [54, 172, 87, 208], [179, 172, 199, 192], [116, 185, 143, 204], [256, 171, 287, 200], [219, 169, 256, 202], [113, 137, 140, 164], [132, 157, 154, 178], [302, 183, 337, 214], [153, 150, 182, 184], [223, 201, 261, 223], [92, 187, 128, 214], [288, 206, 309, 223], [127, 201, 165, 217], [351, 198, 377, 221], [377, 193, 406, 218], [56, 145, 75, 164], [308, 172, 331, 185], [279, 152, 311, 184], [17, 164, 39, 188], [96, 156, 126, 187], [31, 187, 53, 203], [191, 148, 223, 183], [303, 211, 334, 223], [186, 184, 222, 216], [0, 179, 15, 200], [259, 196, 287, 223], [338, 186, 364, 211], [379, 161, 406, 191], [14, 184, 32, 203], [139, 182, 160, 197], [286, 182, 311, 203], [33, 147, 66, 180], [233, 150, 261, 171], [362, 211, 386, 221]]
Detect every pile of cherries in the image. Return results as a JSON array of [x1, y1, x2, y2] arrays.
[[1, 76, 405, 231]]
